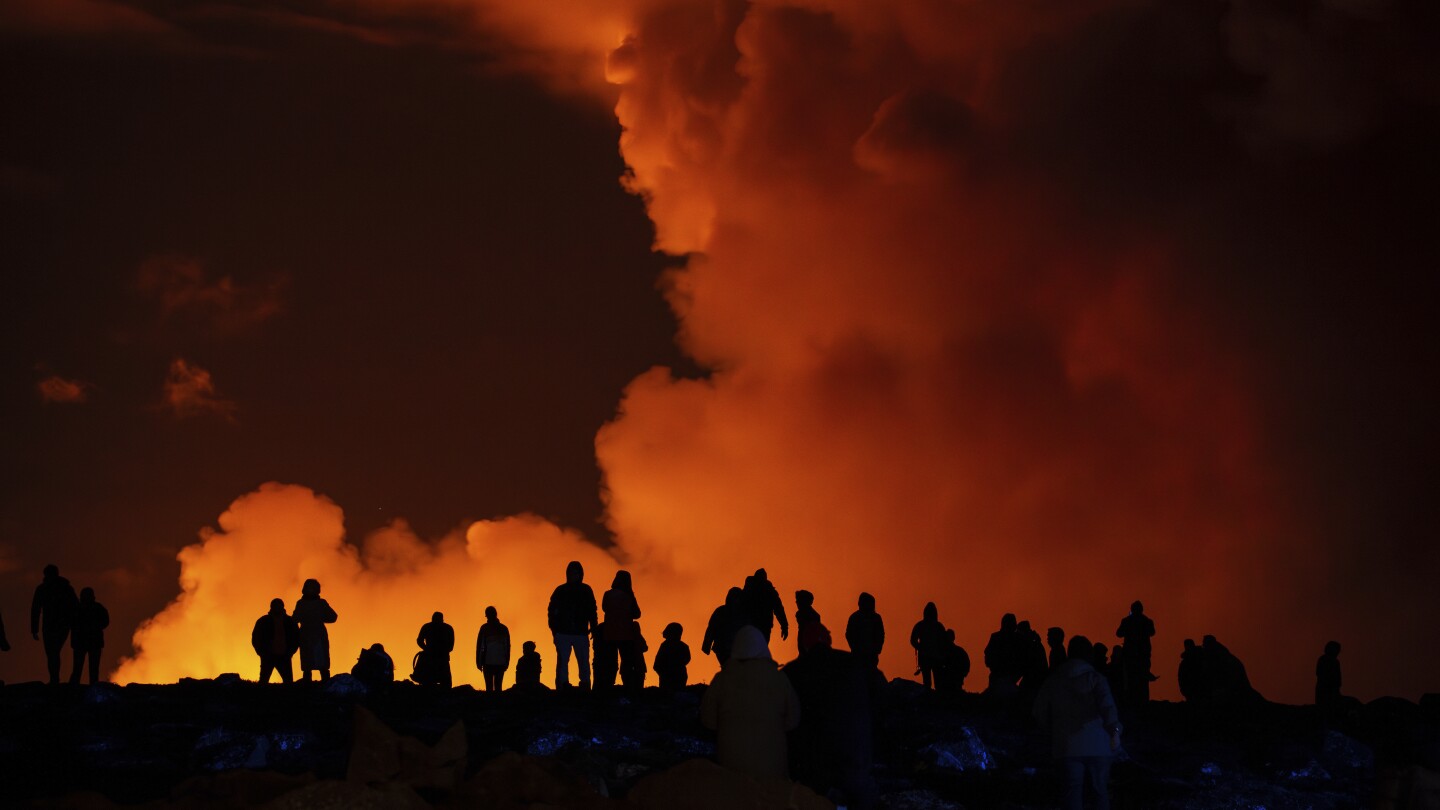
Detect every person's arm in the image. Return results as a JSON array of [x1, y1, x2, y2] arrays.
[[476, 628, 486, 670], [773, 592, 789, 639], [0, 609, 8, 651], [322, 600, 337, 623], [877, 617, 885, 652], [31, 585, 42, 639], [586, 588, 598, 635], [98, 605, 110, 630]]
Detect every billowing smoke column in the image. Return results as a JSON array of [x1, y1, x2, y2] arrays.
[[119, 0, 1417, 701]]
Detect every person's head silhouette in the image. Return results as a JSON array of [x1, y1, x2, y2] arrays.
[[43, 564, 60, 579], [270, 598, 285, 613], [566, 561, 584, 583], [432, 611, 444, 623], [302, 579, 321, 598], [858, 592, 875, 612], [485, 606, 498, 622]]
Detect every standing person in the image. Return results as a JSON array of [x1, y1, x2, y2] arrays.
[[600, 570, 644, 692], [1033, 636, 1122, 810], [476, 606, 511, 692], [934, 629, 971, 692], [31, 564, 78, 684], [845, 592, 885, 671], [794, 590, 821, 654], [654, 622, 691, 691], [1315, 641, 1342, 709], [700, 626, 801, 780], [251, 598, 300, 684], [1047, 627, 1068, 671], [292, 578, 338, 682], [547, 561, 597, 691], [701, 587, 747, 668], [70, 587, 110, 685], [909, 602, 947, 689], [416, 611, 455, 688], [742, 569, 789, 642], [985, 613, 1021, 695], [1115, 601, 1155, 703]]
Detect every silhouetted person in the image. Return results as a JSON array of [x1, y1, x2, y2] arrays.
[[784, 623, 881, 809], [845, 592, 885, 671], [910, 602, 947, 689], [654, 622, 691, 691], [984, 613, 1021, 695], [31, 564, 78, 684], [547, 560, 597, 690], [515, 641, 542, 689], [476, 606, 511, 692], [251, 598, 300, 684], [1177, 639, 1202, 703], [702, 587, 747, 667], [1116, 600, 1155, 703], [934, 628, 971, 692], [701, 625, 800, 780], [597, 569, 644, 693], [794, 590, 821, 653], [1105, 644, 1126, 699], [292, 578, 337, 682], [69, 587, 109, 685], [352, 643, 394, 690], [1316, 641, 1342, 708], [1090, 642, 1108, 672], [1018, 620, 1050, 694], [1048, 627, 1068, 671], [742, 569, 789, 641], [1034, 636, 1121, 810], [416, 611, 455, 688]]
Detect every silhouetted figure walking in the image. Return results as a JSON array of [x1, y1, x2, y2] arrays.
[[845, 592, 885, 671], [515, 641, 542, 689], [547, 561, 597, 690], [1116, 601, 1155, 704], [31, 564, 78, 684], [784, 623, 881, 809], [1048, 627, 1068, 671], [70, 587, 109, 684], [476, 606, 511, 692], [415, 611, 455, 688], [700, 625, 800, 780], [702, 587, 747, 668], [352, 643, 394, 690], [1178, 639, 1202, 703], [292, 578, 337, 682], [985, 613, 1021, 695], [742, 569, 789, 642], [933, 629, 971, 692], [654, 622, 691, 691], [1315, 641, 1342, 708], [597, 569, 644, 692], [794, 590, 821, 653], [1034, 636, 1121, 810], [911, 602, 947, 689], [251, 598, 300, 684]]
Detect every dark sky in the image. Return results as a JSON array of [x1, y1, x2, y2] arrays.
[[2, 0, 1438, 701]]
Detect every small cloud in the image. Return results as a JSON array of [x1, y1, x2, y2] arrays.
[[138, 254, 285, 334], [37, 374, 91, 404], [164, 359, 237, 422]]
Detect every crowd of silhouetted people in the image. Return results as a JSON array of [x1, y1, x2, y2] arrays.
[[2, 561, 1353, 810]]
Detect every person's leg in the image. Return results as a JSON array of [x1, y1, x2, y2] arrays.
[[44, 634, 65, 684], [70, 648, 84, 684], [1061, 758, 1085, 810], [1086, 756, 1113, 810], [320, 668, 330, 683], [554, 634, 573, 689], [260, 658, 275, 683], [576, 635, 591, 690], [496, 669, 505, 691], [279, 657, 294, 684], [922, 665, 933, 690], [89, 648, 101, 684]]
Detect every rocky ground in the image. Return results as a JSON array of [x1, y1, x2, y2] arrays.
[[1, 675, 1436, 809]]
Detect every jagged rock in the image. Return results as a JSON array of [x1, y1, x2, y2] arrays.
[[881, 789, 965, 810], [452, 751, 614, 809], [919, 727, 994, 772], [83, 683, 124, 706], [625, 758, 833, 810], [346, 706, 466, 791]]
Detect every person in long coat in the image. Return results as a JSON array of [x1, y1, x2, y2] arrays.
[[1033, 636, 1122, 810], [70, 587, 110, 684], [700, 625, 801, 780], [599, 570, 644, 692], [292, 578, 338, 682], [476, 606, 512, 692]]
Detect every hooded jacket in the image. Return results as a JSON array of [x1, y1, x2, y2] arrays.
[[701, 626, 801, 780], [1032, 658, 1120, 759], [548, 562, 598, 636]]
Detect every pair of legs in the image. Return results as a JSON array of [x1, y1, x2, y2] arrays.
[[554, 633, 590, 690], [483, 668, 506, 691], [70, 647, 102, 684], [302, 668, 331, 682], [43, 631, 69, 684], [1061, 756, 1112, 810], [260, 655, 294, 683]]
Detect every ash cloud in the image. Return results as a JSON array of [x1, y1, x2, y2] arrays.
[[162, 358, 237, 422], [37, 374, 91, 404]]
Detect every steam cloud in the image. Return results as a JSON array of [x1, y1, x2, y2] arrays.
[[117, 0, 1437, 701]]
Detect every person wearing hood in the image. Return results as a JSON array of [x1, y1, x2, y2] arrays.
[[547, 560, 598, 690], [910, 602, 947, 689], [701, 625, 801, 780], [31, 564, 78, 684], [1033, 636, 1122, 810], [742, 569, 789, 641], [476, 606, 511, 692], [251, 598, 301, 684], [845, 592, 885, 671], [702, 587, 747, 667], [70, 587, 110, 684], [292, 578, 338, 682], [598, 569, 643, 692]]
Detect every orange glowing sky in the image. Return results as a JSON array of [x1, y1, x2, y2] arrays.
[[3, 0, 1439, 704]]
